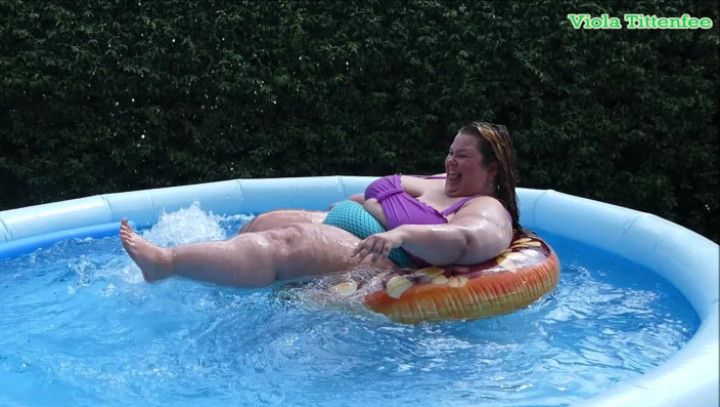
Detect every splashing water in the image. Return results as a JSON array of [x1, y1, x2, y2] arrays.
[[0, 205, 699, 406], [143, 202, 252, 246]]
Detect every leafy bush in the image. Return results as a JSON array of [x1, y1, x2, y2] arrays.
[[1, 0, 717, 241]]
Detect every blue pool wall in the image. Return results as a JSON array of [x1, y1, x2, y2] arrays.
[[0, 176, 717, 407]]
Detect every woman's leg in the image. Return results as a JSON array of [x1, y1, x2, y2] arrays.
[[240, 209, 327, 233], [120, 219, 395, 287]]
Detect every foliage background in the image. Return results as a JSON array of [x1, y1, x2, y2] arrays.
[[1, 0, 718, 241]]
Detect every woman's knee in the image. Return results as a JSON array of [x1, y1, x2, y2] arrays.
[[240, 211, 281, 233], [226, 228, 305, 283], [262, 224, 305, 250], [240, 210, 325, 233], [262, 224, 321, 271]]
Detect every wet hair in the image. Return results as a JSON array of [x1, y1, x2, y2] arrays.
[[458, 122, 522, 232]]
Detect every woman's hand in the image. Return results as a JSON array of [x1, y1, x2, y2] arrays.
[[352, 229, 405, 263]]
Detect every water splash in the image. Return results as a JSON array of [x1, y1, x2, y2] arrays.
[[0, 208, 700, 406], [141, 202, 252, 247]]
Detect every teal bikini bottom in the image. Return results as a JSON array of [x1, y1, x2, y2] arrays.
[[322, 200, 414, 268]]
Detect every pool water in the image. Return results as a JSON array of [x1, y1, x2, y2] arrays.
[[0, 205, 699, 406]]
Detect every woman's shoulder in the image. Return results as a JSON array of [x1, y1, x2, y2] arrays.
[[399, 173, 446, 184], [463, 195, 507, 209], [399, 174, 444, 194], [455, 195, 511, 221]]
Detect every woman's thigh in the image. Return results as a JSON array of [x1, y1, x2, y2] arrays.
[[239, 223, 397, 280], [240, 209, 327, 233]]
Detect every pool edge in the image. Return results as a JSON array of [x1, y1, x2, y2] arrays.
[[1, 176, 718, 406]]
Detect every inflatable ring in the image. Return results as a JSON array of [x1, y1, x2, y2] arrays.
[[331, 231, 559, 323]]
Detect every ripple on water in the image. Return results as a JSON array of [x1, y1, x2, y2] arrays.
[[0, 206, 700, 406]]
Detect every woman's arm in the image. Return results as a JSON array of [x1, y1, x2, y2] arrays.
[[352, 197, 512, 265]]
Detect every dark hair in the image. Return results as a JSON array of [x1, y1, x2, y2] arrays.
[[458, 122, 522, 232]]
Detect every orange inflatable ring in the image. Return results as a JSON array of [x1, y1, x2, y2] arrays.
[[333, 231, 559, 323]]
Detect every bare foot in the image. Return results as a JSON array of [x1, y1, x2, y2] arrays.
[[119, 219, 173, 282]]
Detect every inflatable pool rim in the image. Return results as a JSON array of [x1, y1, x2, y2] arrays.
[[0, 176, 717, 407]]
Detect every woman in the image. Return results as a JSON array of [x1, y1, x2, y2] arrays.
[[120, 122, 520, 287]]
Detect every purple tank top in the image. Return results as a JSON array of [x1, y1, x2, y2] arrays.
[[364, 175, 478, 230]]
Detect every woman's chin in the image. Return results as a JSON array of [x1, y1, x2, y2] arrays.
[[444, 184, 462, 197]]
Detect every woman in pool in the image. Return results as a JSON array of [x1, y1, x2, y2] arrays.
[[120, 122, 520, 287]]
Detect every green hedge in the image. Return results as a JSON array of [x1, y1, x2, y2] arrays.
[[1, 0, 717, 241]]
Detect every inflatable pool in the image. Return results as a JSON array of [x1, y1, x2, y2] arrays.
[[0, 176, 717, 406]]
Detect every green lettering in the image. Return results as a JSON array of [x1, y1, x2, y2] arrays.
[[624, 14, 642, 29], [608, 16, 622, 29], [699, 17, 713, 29], [680, 14, 691, 28], [567, 14, 588, 29], [645, 15, 656, 28]]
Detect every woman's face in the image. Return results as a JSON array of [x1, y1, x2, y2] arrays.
[[444, 132, 496, 197]]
